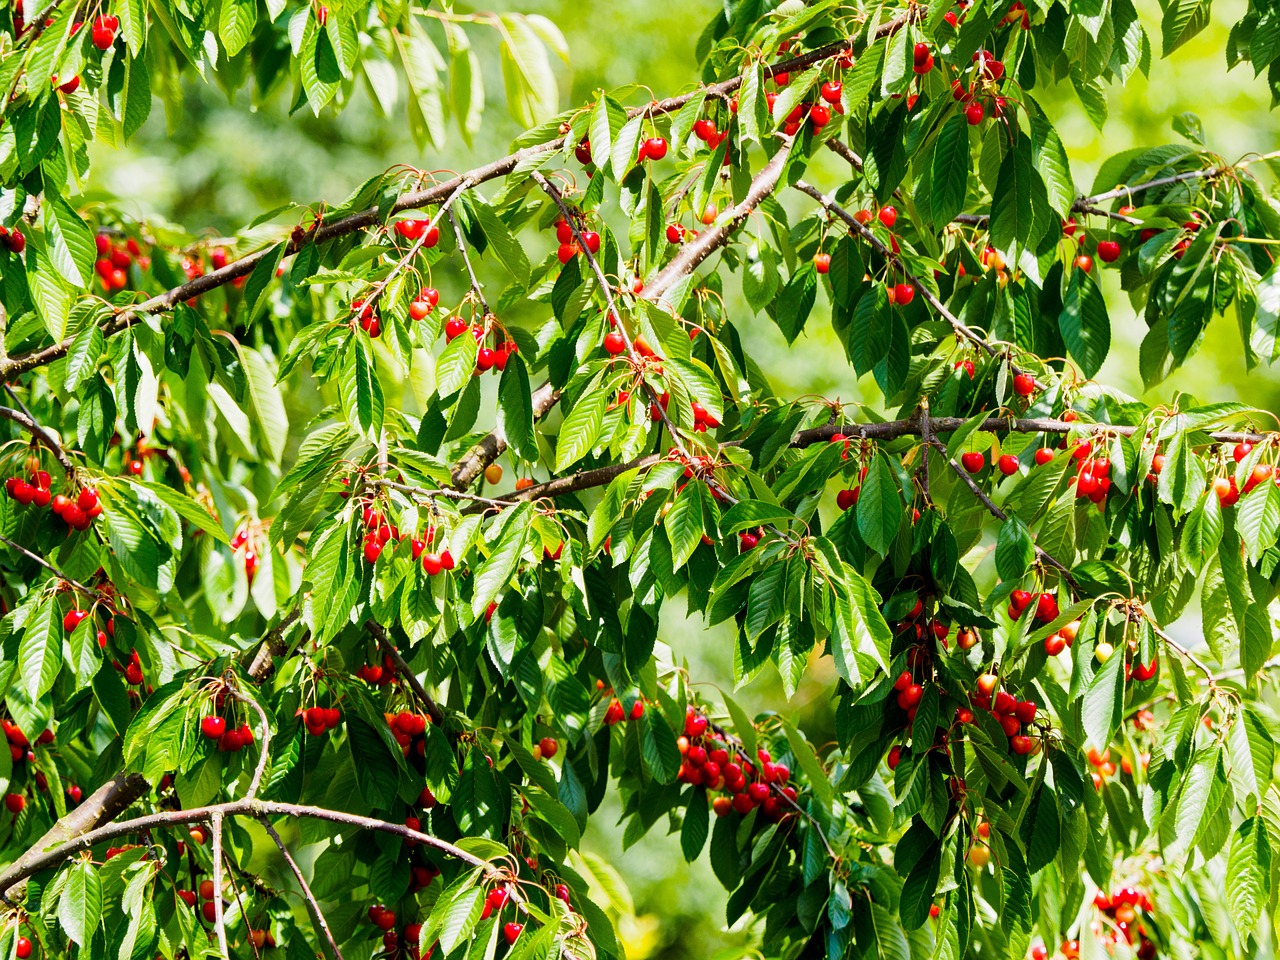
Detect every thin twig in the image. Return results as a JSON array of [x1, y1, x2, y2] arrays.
[[448, 207, 489, 316], [0, 534, 96, 596], [211, 812, 229, 960], [222, 681, 272, 799], [928, 439, 1079, 591], [0, 402, 75, 474], [262, 820, 345, 960], [364, 620, 446, 726]]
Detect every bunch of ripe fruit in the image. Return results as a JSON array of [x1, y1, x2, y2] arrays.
[[5, 469, 104, 532], [441, 319, 518, 374], [1, 719, 51, 763], [94, 233, 148, 292], [385, 710, 432, 757], [300, 703, 344, 737], [966, 673, 1041, 756], [199, 713, 256, 753], [367, 907, 430, 958], [675, 707, 798, 820]]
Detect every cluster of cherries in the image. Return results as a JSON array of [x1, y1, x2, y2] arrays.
[[393, 218, 442, 249], [384, 710, 431, 756], [0, 226, 26, 254], [94, 233, 148, 292], [951, 51, 1011, 126], [90, 13, 118, 48], [674, 706, 798, 820], [300, 703, 344, 737], [199, 713, 257, 753], [1088, 887, 1159, 958], [551, 216, 602, 265], [229, 528, 261, 584], [356, 651, 401, 686], [2, 719, 51, 763], [766, 75, 842, 136], [5, 468, 103, 532], [965, 673, 1041, 756], [1209, 439, 1278, 507], [601, 691, 646, 726], [1062, 218, 1124, 274], [441, 319, 518, 374], [366, 906, 430, 958]]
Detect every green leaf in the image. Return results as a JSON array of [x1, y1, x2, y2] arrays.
[[438, 887, 485, 955], [639, 710, 681, 783], [856, 453, 903, 555], [995, 515, 1034, 582], [989, 137, 1037, 250], [471, 504, 532, 616], [1162, 0, 1212, 54], [1059, 267, 1111, 378], [218, 0, 256, 56], [435, 327, 480, 398], [831, 565, 893, 674], [122, 50, 153, 140], [681, 788, 709, 861], [497, 354, 536, 461], [1082, 643, 1123, 751], [498, 14, 559, 128], [664, 483, 705, 572], [1226, 816, 1271, 938], [470, 195, 530, 285], [44, 195, 96, 289], [18, 601, 61, 701], [898, 842, 940, 930], [930, 113, 970, 225], [59, 860, 103, 947], [554, 388, 607, 472]]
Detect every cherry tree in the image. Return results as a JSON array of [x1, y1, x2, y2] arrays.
[[0, 0, 1279, 958]]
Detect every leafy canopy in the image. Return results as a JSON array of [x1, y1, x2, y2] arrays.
[[0, 0, 1280, 959]]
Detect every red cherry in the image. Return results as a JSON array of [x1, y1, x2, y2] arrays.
[[666, 223, 684, 244], [813, 253, 831, 273], [1013, 372, 1035, 396], [1074, 254, 1093, 273], [960, 452, 985, 473], [444, 317, 468, 341], [836, 488, 859, 511], [878, 207, 897, 229], [893, 283, 914, 305], [997, 455, 1019, 476], [201, 716, 226, 740], [808, 104, 831, 128], [581, 231, 601, 254], [1233, 441, 1253, 462], [641, 137, 668, 161], [603, 331, 626, 355], [503, 923, 523, 945], [1044, 633, 1066, 656], [63, 609, 88, 633], [1036, 593, 1059, 622], [422, 553, 443, 576], [965, 102, 985, 125], [4, 793, 24, 814], [887, 745, 902, 769], [820, 81, 842, 103], [1034, 448, 1054, 466], [1010, 735, 1034, 755], [1014, 700, 1036, 723], [1097, 240, 1120, 263]]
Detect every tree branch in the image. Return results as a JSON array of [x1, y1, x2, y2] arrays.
[[928, 439, 1079, 591], [0, 404, 75, 474], [261, 819, 345, 960], [0, 799, 502, 897], [212, 812, 230, 959], [364, 620, 446, 726]]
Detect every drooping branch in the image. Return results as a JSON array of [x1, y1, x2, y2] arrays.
[[212, 812, 230, 959], [364, 619, 446, 726], [0, 771, 149, 904], [262, 819, 346, 960], [0, 404, 76, 474], [0, 32, 903, 383], [450, 141, 797, 491], [928, 439, 1079, 590], [0, 798, 499, 898]]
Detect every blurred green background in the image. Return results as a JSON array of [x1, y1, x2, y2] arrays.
[[88, 1, 1280, 956]]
